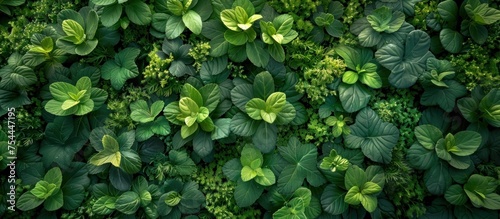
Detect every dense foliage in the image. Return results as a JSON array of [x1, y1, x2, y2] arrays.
[[1, 0, 500, 218]]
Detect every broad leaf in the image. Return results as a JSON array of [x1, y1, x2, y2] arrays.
[[345, 108, 399, 163], [101, 47, 140, 90]]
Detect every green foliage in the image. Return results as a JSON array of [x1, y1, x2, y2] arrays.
[[44, 76, 108, 116], [458, 88, 500, 128], [320, 149, 350, 172], [92, 0, 152, 27], [151, 0, 211, 38], [101, 47, 141, 90], [55, 7, 99, 56]]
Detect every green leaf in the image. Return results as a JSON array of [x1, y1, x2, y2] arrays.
[[180, 83, 203, 107], [406, 143, 438, 170], [275, 102, 296, 125], [43, 189, 63, 211], [424, 161, 452, 195], [342, 71, 358, 84], [254, 168, 276, 186], [183, 10, 202, 34], [211, 118, 231, 140], [246, 98, 266, 120], [223, 158, 243, 181], [241, 166, 257, 181], [179, 97, 199, 117], [252, 122, 277, 153], [440, 28, 463, 54], [345, 108, 399, 163], [366, 7, 405, 33], [31, 181, 57, 199], [115, 191, 141, 214], [17, 192, 44, 211], [437, 0, 458, 23], [469, 22, 488, 44], [421, 80, 467, 112], [199, 83, 220, 112], [445, 184, 468, 205], [89, 135, 121, 167], [124, 0, 152, 25], [345, 186, 362, 205], [266, 92, 286, 114], [230, 112, 259, 136], [345, 165, 367, 189], [479, 88, 500, 127], [181, 123, 198, 138], [166, 0, 183, 16], [165, 15, 186, 39], [101, 47, 140, 90], [338, 83, 371, 113], [359, 71, 382, 89], [44, 167, 63, 188], [234, 180, 264, 207], [246, 40, 269, 68], [62, 19, 85, 44], [221, 9, 239, 31], [101, 4, 122, 27], [224, 29, 248, 45], [253, 71, 274, 100], [130, 100, 164, 123], [268, 43, 285, 62], [453, 131, 481, 156], [321, 185, 348, 215], [464, 174, 500, 209], [240, 144, 263, 167], [466, 3, 500, 25], [376, 30, 434, 88], [415, 125, 443, 150]]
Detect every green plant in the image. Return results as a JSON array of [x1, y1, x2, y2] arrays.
[[311, 1, 344, 43], [21, 27, 67, 68], [55, 7, 99, 56], [350, 6, 414, 48], [376, 30, 435, 88], [406, 124, 482, 195], [130, 99, 170, 142], [419, 58, 467, 112], [151, 0, 211, 38], [445, 174, 500, 210], [230, 71, 298, 153], [458, 88, 500, 128], [0, 0, 24, 15], [157, 179, 205, 217], [260, 14, 298, 62], [17, 163, 90, 212], [91, 0, 152, 28], [223, 144, 276, 207], [164, 82, 230, 158], [345, 107, 400, 164], [88, 127, 142, 191], [335, 45, 382, 112], [320, 149, 350, 172], [101, 47, 141, 90], [321, 164, 386, 214], [44, 76, 108, 116], [265, 187, 320, 219], [156, 38, 195, 77]]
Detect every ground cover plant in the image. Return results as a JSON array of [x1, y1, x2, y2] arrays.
[[1, 0, 500, 218]]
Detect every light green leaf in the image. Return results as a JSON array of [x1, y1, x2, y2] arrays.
[[180, 83, 203, 107], [453, 131, 481, 156], [361, 181, 381, 195], [181, 123, 198, 138], [266, 92, 286, 114], [89, 135, 121, 167], [221, 9, 239, 31], [367, 7, 405, 33], [62, 19, 85, 44], [359, 72, 382, 89], [246, 98, 266, 120], [342, 71, 358, 84], [254, 168, 275, 186], [31, 181, 57, 199], [179, 97, 199, 116], [115, 191, 141, 214], [241, 166, 257, 181], [183, 10, 202, 34]]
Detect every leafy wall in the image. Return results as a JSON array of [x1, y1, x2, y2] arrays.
[[1, 0, 500, 218]]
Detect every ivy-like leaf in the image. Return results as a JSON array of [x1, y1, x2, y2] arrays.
[[101, 47, 140, 90]]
